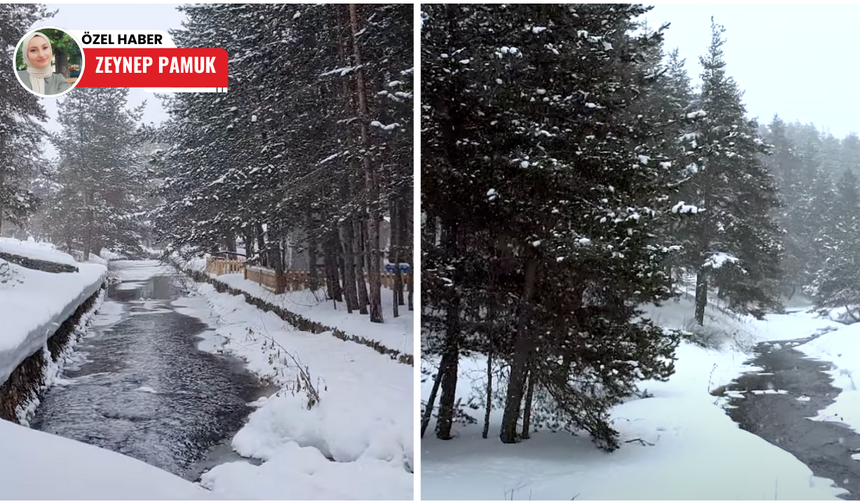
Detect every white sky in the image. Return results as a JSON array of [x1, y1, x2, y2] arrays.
[[29, 4, 187, 157], [644, 3, 860, 138]]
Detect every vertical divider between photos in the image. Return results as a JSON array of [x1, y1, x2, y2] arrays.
[[412, 1, 422, 497]]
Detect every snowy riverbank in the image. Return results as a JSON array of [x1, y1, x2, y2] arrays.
[[0, 238, 106, 391], [0, 418, 214, 499], [421, 297, 849, 500], [174, 280, 414, 499], [0, 245, 217, 499], [797, 323, 860, 436], [183, 255, 413, 356]]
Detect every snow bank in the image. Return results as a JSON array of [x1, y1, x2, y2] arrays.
[[0, 237, 77, 266], [422, 297, 849, 500], [747, 310, 842, 342], [185, 255, 208, 272], [797, 323, 860, 434], [99, 248, 125, 261], [421, 343, 844, 500], [0, 418, 215, 499], [0, 258, 106, 386], [216, 273, 413, 355], [86, 253, 109, 266], [111, 259, 172, 282], [173, 283, 413, 499], [641, 295, 840, 348]]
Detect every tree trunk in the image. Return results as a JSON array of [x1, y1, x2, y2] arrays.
[[500, 256, 539, 444], [255, 222, 266, 268], [421, 363, 444, 439], [482, 348, 493, 439], [695, 270, 708, 326], [391, 199, 401, 318], [340, 218, 359, 312], [521, 366, 535, 440], [354, 216, 369, 314], [243, 227, 255, 260], [323, 230, 342, 302], [269, 223, 285, 295], [307, 218, 320, 291], [83, 190, 94, 261], [399, 188, 411, 309], [224, 228, 237, 259], [349, 3, 383, 324], [435, 295, 460, 440]]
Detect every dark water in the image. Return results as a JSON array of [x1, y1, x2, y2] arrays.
[[718, 333, 860, 499], [30, 262, 272, 481]]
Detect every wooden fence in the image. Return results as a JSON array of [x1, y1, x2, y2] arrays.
[[205, 257, 246, 276], [204, 258, 410, 293]]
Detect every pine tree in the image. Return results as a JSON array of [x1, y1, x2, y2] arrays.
[[155, 4, 412, 318], [814, 168, 860, 316], [0, 4, 51, 236], [46, 89, 149, 257], [422, 3, 680, 450], [675, 19, 782, 323]]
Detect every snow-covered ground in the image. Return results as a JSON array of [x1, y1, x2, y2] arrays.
[[797, 323, 860, 435], [173, 280, 414, 499], [0, 237, 78, 266], [180, 255, 413, 355], [215, 273, 413, 355], [421, 297, 848, 500], [0, 419, 215, 499], [0, 239, 107, 387]]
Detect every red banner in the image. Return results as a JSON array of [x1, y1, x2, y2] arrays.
[[76, 48, 228, 88]]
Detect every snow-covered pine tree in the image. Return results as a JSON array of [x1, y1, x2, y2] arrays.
[[763, 116, 808, 299], [47, 89, 149, 258], [422, 3, 680, 450], [813, 168, 860, 316], [155, 4, 411, 319], [0, 4, 51, 236], [674, 19, 782, 323]]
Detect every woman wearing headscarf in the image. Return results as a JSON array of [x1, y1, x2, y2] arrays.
[[16, 32, 70, 96]]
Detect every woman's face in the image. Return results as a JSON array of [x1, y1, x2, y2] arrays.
[[27, 36, 52, 69]]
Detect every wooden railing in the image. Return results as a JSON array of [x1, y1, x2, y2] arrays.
[[207, 258, 411, 293], [242, 264, 411, 293], [205, 257, 245, 276]]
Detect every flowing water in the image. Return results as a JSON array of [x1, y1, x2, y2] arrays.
[[718, 333, 860, 499], [30, 260, 272, 481]]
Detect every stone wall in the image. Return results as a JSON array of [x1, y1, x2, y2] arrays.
[[0, 285, 104, 423]]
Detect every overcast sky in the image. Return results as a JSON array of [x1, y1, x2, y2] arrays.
[[30, 4, 186, 157], [644, 3, 860, 138]]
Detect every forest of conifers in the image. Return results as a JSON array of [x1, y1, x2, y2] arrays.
[[421, 4, 860, 450], [0, 3, 413, 324]]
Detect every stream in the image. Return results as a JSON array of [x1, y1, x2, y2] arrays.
[[30, 260, 273, 482], [718, 331, 860, 499]]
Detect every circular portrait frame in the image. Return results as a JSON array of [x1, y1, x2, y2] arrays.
[[13, 26, 85, 98]]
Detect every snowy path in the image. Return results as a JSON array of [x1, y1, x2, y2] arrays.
[[719, 333, 860, 498], [29, 261, 270, 488]]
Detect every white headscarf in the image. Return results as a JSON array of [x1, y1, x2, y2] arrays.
[[21, 32, 54, 95]]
